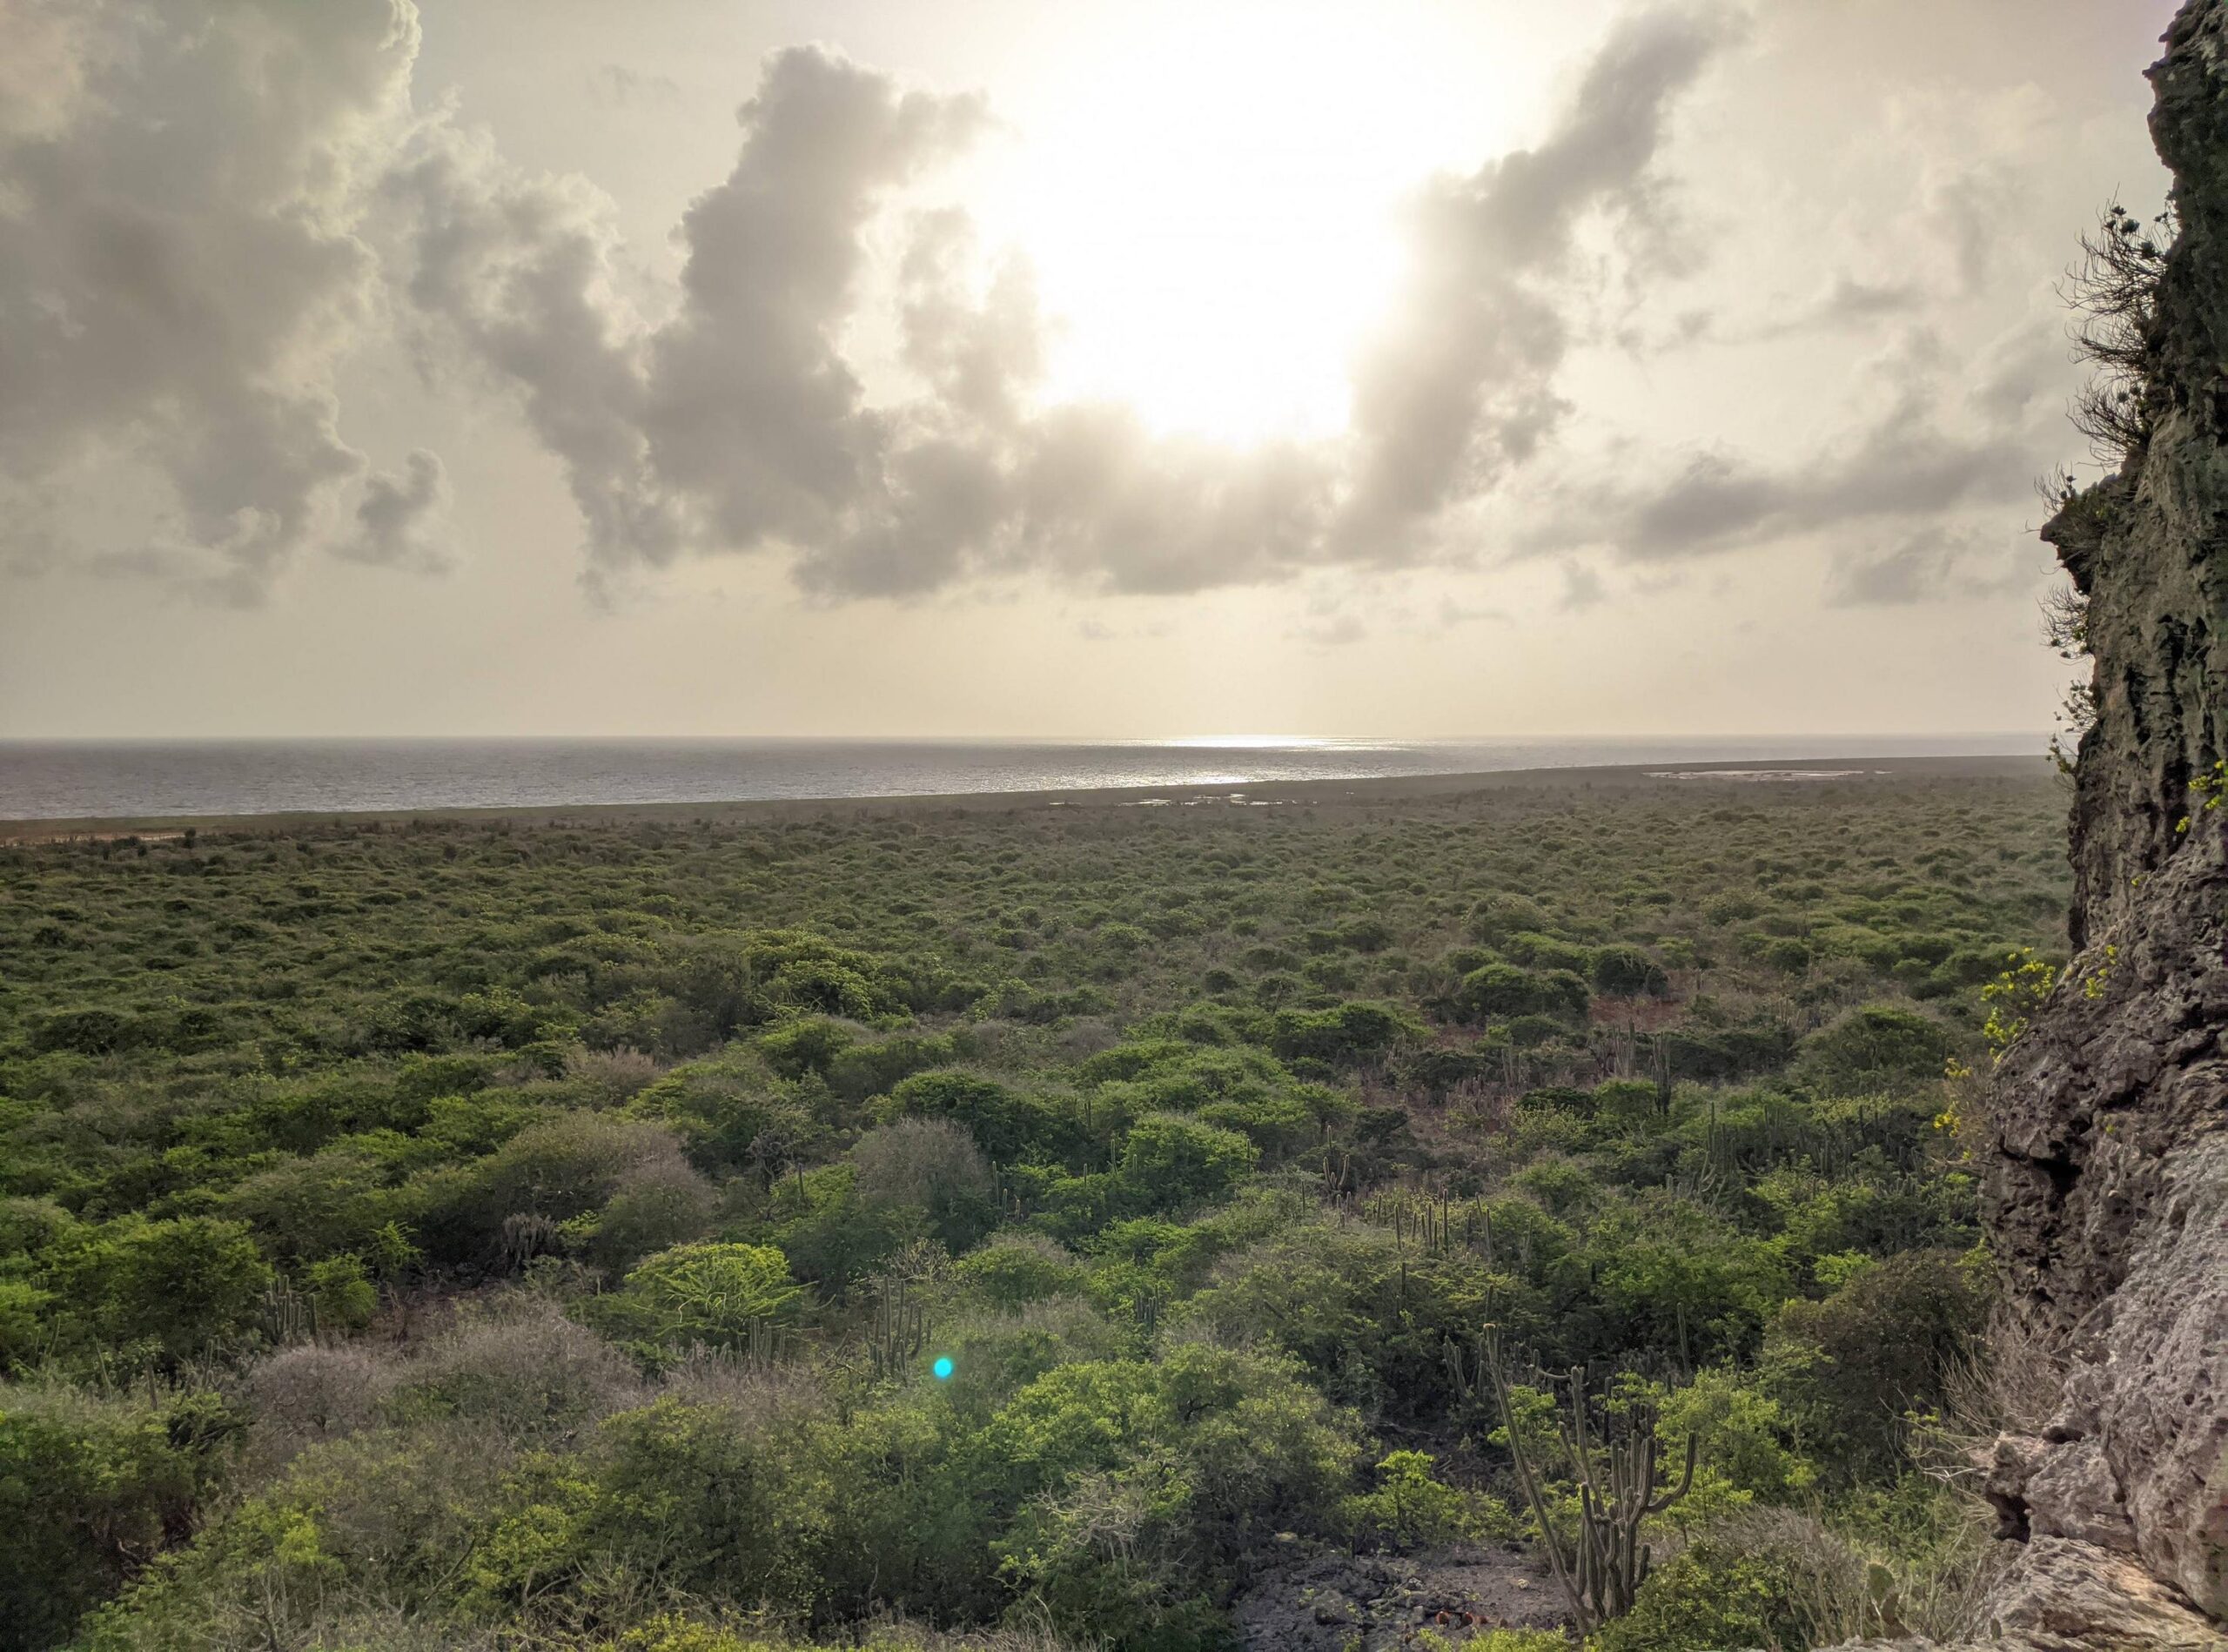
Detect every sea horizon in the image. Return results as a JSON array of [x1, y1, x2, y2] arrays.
[[0, 732, 2049, 823]]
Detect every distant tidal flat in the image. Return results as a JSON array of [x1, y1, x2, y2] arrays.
[[0, 735, 2046, 822]]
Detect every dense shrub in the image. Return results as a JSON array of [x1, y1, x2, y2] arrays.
[[52, 1217, 274, 1362], [0, 1385, 240, 1650], [1466, 893, 1547, 944], [1592, 944, 1669, 997], [1793, 1004, 1954, 1097], [589, 1242, 802, 1353], [1117, 1114, 1258, 1209], [1765, 1250, 1984, 1476], [953, 1232, 1089, 1308], [1591, 1527, 1813, 1652], [1266, 1000, 1421, 1064], [873, 1070, 1067, 1166]]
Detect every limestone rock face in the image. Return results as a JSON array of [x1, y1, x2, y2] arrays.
[[1842, 1543, 2228, 1652], [2050, 0, 2228, 953], [1983, 843, 2228, 1618], [1979, 1538, 2228, 1650], [1968, 0, 2228, 1638]]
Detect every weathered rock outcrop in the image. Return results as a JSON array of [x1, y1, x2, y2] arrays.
[[2049, 2, 2228, 950], [1953, 2, 2228, 1642], [1851, 1539, 2228, 1652]]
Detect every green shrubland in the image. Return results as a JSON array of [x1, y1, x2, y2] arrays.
[[0, 771, 2064, 1649]]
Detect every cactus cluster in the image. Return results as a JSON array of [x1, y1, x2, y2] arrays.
[[1480, 1328, 1696, 1634]]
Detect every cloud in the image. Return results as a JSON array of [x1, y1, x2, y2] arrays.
[[1294, 597, 1369, 648], [1559, 561, 1608, 611], [1607, 426, 2030, 560], [896, 209, 1044, 433], [1822, 527, 2037, 606], [1540, 309, 2053, 567], [390, 44, 988, 601], [0, 0, 421, 601], [641, 50, 987, 561], [1436, 596, 1512, 628], [1335, 3, 1745, 550], [380, 6, 1740, 601], [4, 3, 1745, 605], [0, 2, 95, 140], [386, 124, 686, 593], [1299, 613, 1368, 647], [588, 65, 681, 109], [339, 449, 453, 572], [1743, 275, 1928, 340]]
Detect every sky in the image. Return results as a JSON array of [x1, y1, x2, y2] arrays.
[[0, 0, 2182, 740]]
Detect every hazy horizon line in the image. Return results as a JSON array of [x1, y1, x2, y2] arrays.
[[0, 730, 2052, 748]]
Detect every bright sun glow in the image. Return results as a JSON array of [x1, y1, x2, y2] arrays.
[[967, 3, 1527, 446]]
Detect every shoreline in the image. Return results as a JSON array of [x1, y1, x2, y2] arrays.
[[0, 752, 2053, 842]]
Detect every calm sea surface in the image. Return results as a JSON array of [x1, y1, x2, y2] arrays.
[[0, 735, 2044, 822]]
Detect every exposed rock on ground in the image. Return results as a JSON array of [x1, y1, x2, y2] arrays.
[[1230, 1540, 1567, 1650]]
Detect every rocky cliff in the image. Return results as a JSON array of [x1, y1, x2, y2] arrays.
[[1939, 3, 2228, 1646]]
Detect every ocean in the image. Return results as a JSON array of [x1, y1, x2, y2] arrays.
[[0, 735, 2048, 823]]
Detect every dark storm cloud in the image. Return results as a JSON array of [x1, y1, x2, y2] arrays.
[[0, 1, 422, 602]]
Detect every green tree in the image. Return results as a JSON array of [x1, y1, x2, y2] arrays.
[[1764, 1250, 1982, 1477], [1654, 1367, 1815, 1510], [1343, 1449, 1496, 1550], [1593, 945, 1669, 997], [1590, 1529, 1810, 1652], [1593, 1201, 1789, 1366]]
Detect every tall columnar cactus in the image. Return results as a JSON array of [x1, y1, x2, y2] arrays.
[[258, 1279, 318, 1346], [741, 1316, 791, 1369], [868, 1277, 928, 1378], [1480, 1328, 1697, 1634], [500, 1212, 560, 1273]]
